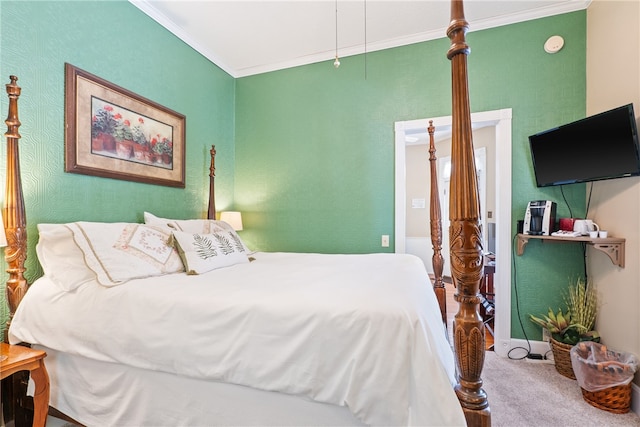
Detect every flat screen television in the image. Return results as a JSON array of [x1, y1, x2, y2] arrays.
[[528, 103, 640, 187]]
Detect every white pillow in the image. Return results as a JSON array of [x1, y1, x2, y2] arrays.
[[38, 222, 184, 289], [37, 223, 96, 291], [170, 229, 250, 275], [144, 211, 253, 254]]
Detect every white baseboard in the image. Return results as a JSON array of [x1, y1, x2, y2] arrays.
[[505, 339, 640, 417]]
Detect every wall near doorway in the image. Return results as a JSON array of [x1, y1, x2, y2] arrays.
[[394, 108, 512, 357], [405, 127, 495, 276]]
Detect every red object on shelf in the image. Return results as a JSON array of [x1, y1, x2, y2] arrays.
[[559, 217, 577, 231]]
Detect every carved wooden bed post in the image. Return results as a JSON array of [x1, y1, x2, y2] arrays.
[[428, 120, 446, 324], [3, 76, 28, 341], [447, 1, 491, 425], [207, 145, 217, 220]]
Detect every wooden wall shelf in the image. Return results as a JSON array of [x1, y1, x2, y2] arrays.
[[516, 233, 626, 268]]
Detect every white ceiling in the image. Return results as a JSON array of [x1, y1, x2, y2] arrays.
[[130, 0, 590, 78]]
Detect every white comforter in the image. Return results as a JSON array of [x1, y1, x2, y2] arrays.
[[10, 252, 465, 426]]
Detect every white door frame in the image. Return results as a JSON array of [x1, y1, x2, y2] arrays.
[[394, 108, 512, 357]]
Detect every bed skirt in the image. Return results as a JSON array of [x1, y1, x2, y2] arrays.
[[36, 346, 365, 427]]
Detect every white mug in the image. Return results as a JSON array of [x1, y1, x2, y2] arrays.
[[589, 230, 599, 238], [573, 219, 599, 235]]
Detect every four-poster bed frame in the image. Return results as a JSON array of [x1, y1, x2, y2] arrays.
[[446, 2, 491, 422], [3, 75, 27, 342], [3, 1, 489, 425]]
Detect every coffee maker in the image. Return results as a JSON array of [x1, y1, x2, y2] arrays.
[[523, 200, 556, 235]]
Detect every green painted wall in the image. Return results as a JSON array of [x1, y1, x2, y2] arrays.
[[0, 1, 235, 333], [0, 1, 589, 343], [235, 12, 588, 340]]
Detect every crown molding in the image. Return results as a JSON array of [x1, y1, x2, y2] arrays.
[[130, 0, 591, 78]]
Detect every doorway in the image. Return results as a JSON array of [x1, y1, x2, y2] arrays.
[[394, 108, 512, 357], [435, 147, 487, 277]]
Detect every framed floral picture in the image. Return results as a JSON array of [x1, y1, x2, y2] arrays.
[[64, 63, 186, 187]]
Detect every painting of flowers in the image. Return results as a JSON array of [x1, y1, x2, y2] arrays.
[[65, 63, 185, 188], [91, 98, 174, 169]]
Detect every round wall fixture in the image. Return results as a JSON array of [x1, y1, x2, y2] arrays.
[[544, 35, 564, 54]]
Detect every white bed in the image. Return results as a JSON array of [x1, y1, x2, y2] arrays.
[[9, 221, 465, 426]]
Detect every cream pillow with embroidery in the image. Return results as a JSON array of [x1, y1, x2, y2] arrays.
[[66, 222, 184, 287]]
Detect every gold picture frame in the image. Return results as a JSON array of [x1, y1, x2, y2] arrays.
[[64, 63, 186, 188]]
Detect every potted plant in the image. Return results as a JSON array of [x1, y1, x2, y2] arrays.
[[151, 136, 173, 165], [114, 118, 135, 158], [529, 277, 599, 379], [130, 121, 151, 162], [91, 104, 117, 152]]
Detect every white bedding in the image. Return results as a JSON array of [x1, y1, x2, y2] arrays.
[[10, 252, 465, 426], [37, 345, 366, 427]]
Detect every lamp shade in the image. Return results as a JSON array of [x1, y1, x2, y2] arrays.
[[0, 212, 7, 247], [220, 211, 243, 231]]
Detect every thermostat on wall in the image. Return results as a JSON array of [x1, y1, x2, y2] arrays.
[[544, 35, 564, 54]]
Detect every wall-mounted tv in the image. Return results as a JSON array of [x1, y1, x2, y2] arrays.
[[529, 103, 640, 187]]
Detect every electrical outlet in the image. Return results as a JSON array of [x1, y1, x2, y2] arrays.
[[381, 235, 389, 247]]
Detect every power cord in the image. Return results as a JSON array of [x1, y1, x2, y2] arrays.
[[583, 182, 594, 284], [508, 233, 549, 361], [586, 182, 593, 216], [560, 184, 589, 283], [559, 185, 574, 218]]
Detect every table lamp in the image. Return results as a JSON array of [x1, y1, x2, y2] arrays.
[[220, 211, 243, 231]]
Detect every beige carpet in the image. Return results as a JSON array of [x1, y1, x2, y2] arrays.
[[483, 350, 640, 426]]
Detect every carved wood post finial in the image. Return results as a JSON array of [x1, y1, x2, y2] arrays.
[[4, 75, 28, 340], [447, 1, 470, 60], [446, 1, 491, 425], [428, 120, 446, 324], [209, 145, 217, 178], [5, 76, 21, 139], [207, 145, 217, 220]]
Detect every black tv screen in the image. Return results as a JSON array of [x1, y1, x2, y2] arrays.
[[529, 104, 640, 187]]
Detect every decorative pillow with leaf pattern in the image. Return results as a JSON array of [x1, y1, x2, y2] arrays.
[[170, 229, 250, 274], [144, 211, 254, 254]]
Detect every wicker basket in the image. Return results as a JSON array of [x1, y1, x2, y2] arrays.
[[581, 383, 632, 413], [550, 338, 576, 379]]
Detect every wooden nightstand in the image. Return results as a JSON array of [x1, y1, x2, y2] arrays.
[[1, 343, 50, 427]]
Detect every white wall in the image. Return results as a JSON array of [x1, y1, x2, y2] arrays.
[[405, 127, 496, 239], [405, 128, 495, 277], [586, 0, 640, 391]]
